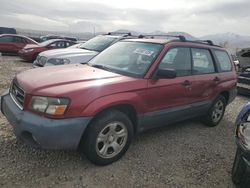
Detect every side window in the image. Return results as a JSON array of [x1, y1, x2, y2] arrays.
[[0, 36, 14, 43], [65, 42, 70, 47], [13, 37, 24, 43], [191, 48, 215, 74], [50, 41, 65, 48], [56, 41, 65, 48], [159, 47, 191, 77], [65, 42, 74, 47], [214, 50, 232, 72]]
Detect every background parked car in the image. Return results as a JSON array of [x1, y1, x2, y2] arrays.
[[0, 34, 38, 55], [18, 39, 76, 62], [0, 27, 16, 34], [233, 102, 250, 187], [40, 35, 77, 42], [33, 33, 135, 67]]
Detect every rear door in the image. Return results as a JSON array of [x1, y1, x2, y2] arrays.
[[12, 36, 27, 53], [187, 48, 219, 107], [144, 47, 194, 128]]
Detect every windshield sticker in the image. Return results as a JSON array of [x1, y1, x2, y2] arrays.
[[133, 48, 154, 56]]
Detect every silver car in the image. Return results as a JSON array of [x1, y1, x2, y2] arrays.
[[33, 33, 133, 67]]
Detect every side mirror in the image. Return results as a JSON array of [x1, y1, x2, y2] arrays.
[[156, 68, 177, 79]]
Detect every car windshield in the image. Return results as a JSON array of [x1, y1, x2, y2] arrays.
[[79, 36, 118, 52], [88, 41, 163, 78]]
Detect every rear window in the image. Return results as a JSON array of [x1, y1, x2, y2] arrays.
[[214, 50, 232, 72]]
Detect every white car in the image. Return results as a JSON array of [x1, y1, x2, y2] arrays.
[[33, 34, 133, 67]]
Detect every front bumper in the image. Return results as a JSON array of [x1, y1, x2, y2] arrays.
[[0, 93, 92, 150]]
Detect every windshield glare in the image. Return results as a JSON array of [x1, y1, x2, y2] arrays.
[[88, 41, 163, 77], [79, 36, 118, 52]]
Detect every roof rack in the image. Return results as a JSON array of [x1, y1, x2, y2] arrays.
[[137, 34, 186, 42], [194, 40, 214, 45], [106, 32, 132, 37]]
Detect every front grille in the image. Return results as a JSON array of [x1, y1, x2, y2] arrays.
[[10, 81, 25, 109], [36, 55, 47, 66]]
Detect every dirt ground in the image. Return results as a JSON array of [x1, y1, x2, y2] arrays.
[[0, 56, 246, 188]]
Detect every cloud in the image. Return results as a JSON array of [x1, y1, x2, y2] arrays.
[[0, 0, 250, 36]]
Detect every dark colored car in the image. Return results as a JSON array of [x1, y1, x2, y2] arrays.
[[40, 35, 77, 42], [1, 36, 237, 165], [0, 34, 38, 55], [233, 103, 250, 187], [18, 39, 76, 62], [0, 27, 16, 34]]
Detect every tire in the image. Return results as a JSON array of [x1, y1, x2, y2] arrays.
[[232, 148, 248, 186], [203, 95, 226, 127], [80, 109, 134, 166]]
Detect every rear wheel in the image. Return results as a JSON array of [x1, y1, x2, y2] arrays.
[[80, 110, 133, 166], [203, 95, 226, 127]]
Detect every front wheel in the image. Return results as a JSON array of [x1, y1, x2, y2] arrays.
[[203, 95, 226, 127], [80, 110, 133, 166]]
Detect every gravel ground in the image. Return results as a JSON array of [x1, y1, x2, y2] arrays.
[[0, 56, 248, 188]]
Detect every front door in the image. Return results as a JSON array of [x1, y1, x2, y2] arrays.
[[143, 47, 194, 128]]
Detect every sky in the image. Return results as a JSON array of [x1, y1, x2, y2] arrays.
[[0, 0, 250, 37]]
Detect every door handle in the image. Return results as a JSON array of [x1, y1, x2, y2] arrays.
[[182, 80, 192, 86], [213, 76, 220, 82]]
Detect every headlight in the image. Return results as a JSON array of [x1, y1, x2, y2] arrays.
[[29, 96, 69, 115], [47, 58, 70, 65], [24, 48, 34, 52]]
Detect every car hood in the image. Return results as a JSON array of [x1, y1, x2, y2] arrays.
[[39, 48, 97, 58], [16, 64, 147, 116], [16, 64, 134, 94]]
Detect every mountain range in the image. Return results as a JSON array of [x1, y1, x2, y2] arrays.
[[16, 28, 250, 55], [115, 30, 250, 54]]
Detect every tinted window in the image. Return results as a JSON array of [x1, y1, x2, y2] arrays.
[[65, 41, 74, 47], [214, 50, 232, 72], [13, 37, 25, 43], [50, 41, 65, 48], [191, 48, 215, 74], [159, 47, 191, 76], [0, 36, 13, 42]]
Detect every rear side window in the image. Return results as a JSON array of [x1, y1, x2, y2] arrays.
[[214, 50, 232, 72], [159, 47, 191, 77], [191, 48, 215, 74], [13, 37, 25, 43], [0, 36, 13, 42], [65, 42, 72, 47]]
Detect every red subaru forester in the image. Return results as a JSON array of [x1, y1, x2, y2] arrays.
[[1, 36, 237, 165]]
